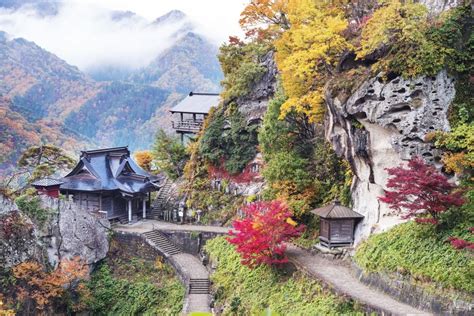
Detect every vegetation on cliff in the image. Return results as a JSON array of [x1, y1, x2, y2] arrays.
[[205, 236, 360, 315], [259, 90, 352, 217], [152, 130, 189, 180]]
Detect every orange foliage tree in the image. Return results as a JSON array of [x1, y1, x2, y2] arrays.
[[12, 257, 88, 313], [134, 150, 153, 172], [240, 0, 289, 40]]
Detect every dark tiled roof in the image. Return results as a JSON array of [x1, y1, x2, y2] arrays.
[[60, 146, 160, 195], [170, 92, 220, 114], [311, 201, 364, 219], [31, 178, 63, 187]]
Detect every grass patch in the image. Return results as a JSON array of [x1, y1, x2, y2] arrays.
[[205, 237, 361, 315], [355, 220, 473, 293]]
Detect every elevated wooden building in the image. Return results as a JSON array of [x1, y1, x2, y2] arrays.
[[311, 201, 364, 248], [170, 92, 220, 142], [56, 147, 162, 222]]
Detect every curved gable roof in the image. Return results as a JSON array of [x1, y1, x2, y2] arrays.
[[60, 146, 160, 194]]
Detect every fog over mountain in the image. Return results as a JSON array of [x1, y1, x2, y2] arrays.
[[0, 1, 225, 170], [0, 1, 197, 74]]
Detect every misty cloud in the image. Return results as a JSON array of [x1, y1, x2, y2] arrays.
[[0, 1, 192, 72]]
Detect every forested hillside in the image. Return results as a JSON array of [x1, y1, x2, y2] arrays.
[[0, 6, 223, 171]]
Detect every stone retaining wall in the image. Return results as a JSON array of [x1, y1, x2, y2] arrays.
[[112, 231, 190, 287], [160, 230, 226, 255], [353, 264, 473, 315]]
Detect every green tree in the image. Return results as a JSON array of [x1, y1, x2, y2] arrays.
[[16, 145, 75, 184], [152, 130, 189, 179], [199, 106, 259, 174]]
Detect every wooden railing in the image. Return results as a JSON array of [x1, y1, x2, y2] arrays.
[[172, 120, 204, 132]]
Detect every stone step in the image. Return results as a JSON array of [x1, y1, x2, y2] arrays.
[[189, 278, 210, 294], [143, 231, 181, 256]]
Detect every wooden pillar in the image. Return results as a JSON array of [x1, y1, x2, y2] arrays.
[[180, 112, 184, 121], [128, 199, 132, 223], [142, 198, 146, 219], [193, 113, 196, 121], [180, 133, 184, 144]]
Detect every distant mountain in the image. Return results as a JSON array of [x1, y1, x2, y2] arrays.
[[0, 8, 224, 169], [153, 9, 187, 25], [0, 0, 59, 16], [131, 32, 222, 93], [0, 96, 92, 170], [64, 82, 170, 149], [0, 31, 100, 121], [89, 10, 223, 92]]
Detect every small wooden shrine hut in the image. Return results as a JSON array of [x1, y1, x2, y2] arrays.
[[311, 200, 364, 248], [170, 92, 220, 142], [52, 147, 161, 222], [31, 178, 63, 198]]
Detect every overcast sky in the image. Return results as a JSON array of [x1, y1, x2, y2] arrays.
[[0, 0, 248, 71]]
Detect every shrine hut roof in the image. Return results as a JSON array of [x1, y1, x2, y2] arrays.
[[31, 178, 63, 187], [311, 201, 364, 219]]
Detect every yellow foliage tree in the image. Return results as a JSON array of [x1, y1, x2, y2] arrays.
[[356, 0, 434, 77], [134, 150, 153, 172], [275, 0, 351, 122]]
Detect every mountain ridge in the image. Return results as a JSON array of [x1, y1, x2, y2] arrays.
[[0, 8, 223, 170]]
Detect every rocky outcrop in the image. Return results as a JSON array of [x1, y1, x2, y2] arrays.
[[0, 195, 110, 268], [41, 197, 110, 267], [420, 0, 461, 14], [0, 196, 40, 267], [236, 50, 278, 121], [325, 71, 455, 243]]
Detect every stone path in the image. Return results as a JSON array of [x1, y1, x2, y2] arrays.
[[286, 245, 432, 315], [115, 219, 231, 234], [172, 253, 211, 314], [116, 221, 431, 315]]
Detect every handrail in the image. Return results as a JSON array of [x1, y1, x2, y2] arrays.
[[172, 120, 204, 132]]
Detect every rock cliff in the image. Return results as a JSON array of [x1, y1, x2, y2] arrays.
[[0, 195, 110, 268], [234, 50, 278, 121], [325, 71, 455, 243]]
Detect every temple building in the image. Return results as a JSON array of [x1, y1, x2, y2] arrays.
[[37, 147, 162, 223], [170, 92, 220, 142]]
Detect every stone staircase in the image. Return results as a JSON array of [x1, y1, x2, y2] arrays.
[[149, 178, 173, 219], [189, 278, 210, 294], [142, 229, 211, 298], [142, 230, 181, 256]]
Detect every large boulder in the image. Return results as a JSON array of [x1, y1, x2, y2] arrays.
[[0, 195, 110, 268]]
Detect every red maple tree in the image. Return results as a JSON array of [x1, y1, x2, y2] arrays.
[[379, 157, 464, 224], [227, 200, 304, 267], [208, 161, 259, 184]]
